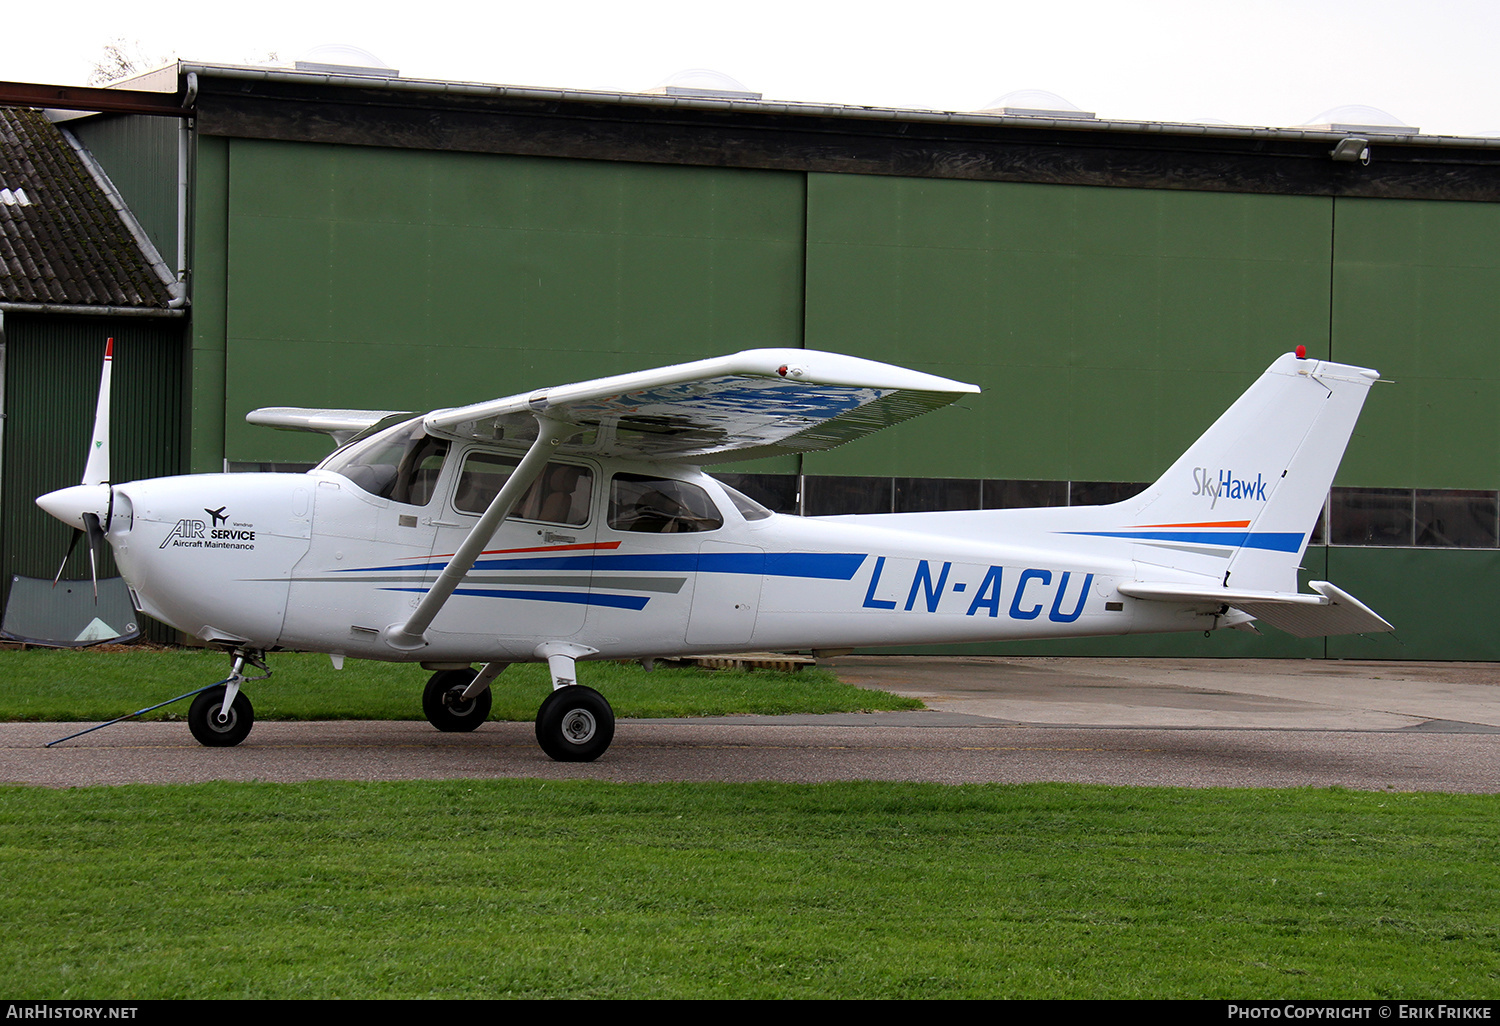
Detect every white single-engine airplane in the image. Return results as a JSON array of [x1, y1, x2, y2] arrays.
[[37, 342, 1392, 761]]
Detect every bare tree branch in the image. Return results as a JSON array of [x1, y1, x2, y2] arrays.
[[88, 39, 173, 86]]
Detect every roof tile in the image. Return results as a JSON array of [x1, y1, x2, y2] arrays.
[[0, 106, 172, 308]]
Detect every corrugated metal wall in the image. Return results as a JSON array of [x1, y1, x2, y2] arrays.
[[1331, 197, 1500, 488], [1, 314, 185, 637]]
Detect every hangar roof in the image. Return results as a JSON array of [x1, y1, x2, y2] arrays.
[[0, 106, 175, 310], [6, 61, 1499, 203], [166, 62, 1500, 204]]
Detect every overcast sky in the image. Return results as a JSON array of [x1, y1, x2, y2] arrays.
[[5, 0, 1499, 137]]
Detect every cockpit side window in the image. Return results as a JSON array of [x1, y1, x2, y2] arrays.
[[454, 452, 593, 526], [608, 473, 723, 533], [321, 420, 450, 506]]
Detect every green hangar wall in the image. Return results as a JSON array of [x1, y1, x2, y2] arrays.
[[204, 139, 807, 471], [162, 75, 1500, 660]]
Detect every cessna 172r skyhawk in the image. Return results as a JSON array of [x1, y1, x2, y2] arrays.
[[37, 342, 1391, 761]]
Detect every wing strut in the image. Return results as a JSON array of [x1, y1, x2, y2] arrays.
[[380, 415, 575, 652]]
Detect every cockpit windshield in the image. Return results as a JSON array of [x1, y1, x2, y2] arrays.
[[717, 481, 774, 521], [320, 418, 450, 506], [333, 412, 415, 451]]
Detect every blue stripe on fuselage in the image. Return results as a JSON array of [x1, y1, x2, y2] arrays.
[[347, 551, 868, 578], [1064, 530, 1304, 552]]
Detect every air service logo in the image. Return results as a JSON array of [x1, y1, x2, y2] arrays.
[[160, 507, 257, 550]]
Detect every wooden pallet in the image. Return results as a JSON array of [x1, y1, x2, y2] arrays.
[[662, 652, 816, 673]]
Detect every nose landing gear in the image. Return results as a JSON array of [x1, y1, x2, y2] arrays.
[[186, 650, 268, 748]]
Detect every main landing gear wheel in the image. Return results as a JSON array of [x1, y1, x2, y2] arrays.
[[535, 686, 615, 762], [423, 668, 492, 732], [188, 686, 255, 747]]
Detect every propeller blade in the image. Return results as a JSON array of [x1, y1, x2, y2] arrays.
[[44, 339, 116, 599], [51, 528, 83, 588], [81, 338, 113, 488], [83, 512, 105, 603]]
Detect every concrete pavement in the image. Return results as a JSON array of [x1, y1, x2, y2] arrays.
[[3, 657, 1498, 791], [827, 656, 1500, 732]]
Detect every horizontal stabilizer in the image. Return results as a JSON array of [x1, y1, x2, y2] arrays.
[[246, 408, 409, 446], [1119, 581, 1393, 638]]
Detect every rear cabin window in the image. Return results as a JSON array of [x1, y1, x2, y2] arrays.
[[454, 453, 593, 526], [608, 473, 723, 533]]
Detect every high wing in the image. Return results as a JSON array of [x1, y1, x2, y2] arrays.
[[420, 349, 980, 462], [245, 408, 410, 446]]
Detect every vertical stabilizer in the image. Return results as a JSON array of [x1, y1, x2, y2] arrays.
[[1081, 354, 1379, 593]]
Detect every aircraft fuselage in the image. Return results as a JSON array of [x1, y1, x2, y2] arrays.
[[104, 455, 1203, 663]]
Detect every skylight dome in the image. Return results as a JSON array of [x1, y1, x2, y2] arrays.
[[294, 44, 398, 78], [647, 69, 760, 100], [1299, 105, 1415, 134], [979, 89, 1095, 120]]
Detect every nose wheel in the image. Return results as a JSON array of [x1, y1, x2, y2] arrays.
[[185, 650, 268, 748], [188, 685, 255, 747]]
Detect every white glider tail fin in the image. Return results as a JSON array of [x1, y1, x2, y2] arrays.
[[1095, 353, 1380, 595]]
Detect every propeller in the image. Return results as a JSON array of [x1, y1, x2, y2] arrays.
[[38, 338, 116, 603]]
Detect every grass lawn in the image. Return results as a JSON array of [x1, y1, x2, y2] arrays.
[[3, 650, 1495, 999], [0, 780, 1496, 999], [0, 647, 921, 722]]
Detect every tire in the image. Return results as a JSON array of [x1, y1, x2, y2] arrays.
[[188, 686, 255, 747], [535, 686, 615, 762], [422, 668, 491, 732]]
